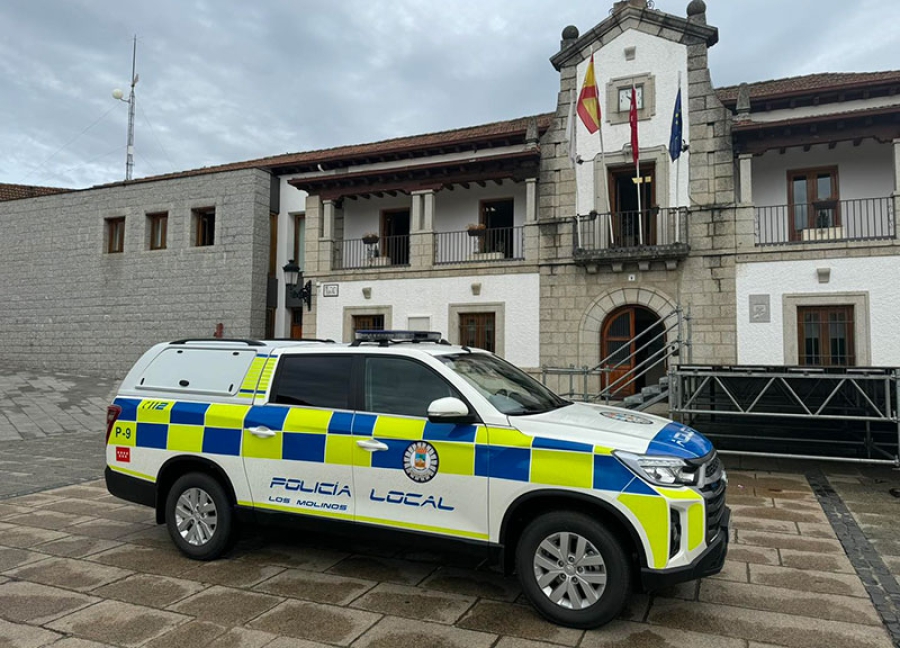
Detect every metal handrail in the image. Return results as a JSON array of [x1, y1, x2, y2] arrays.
[[599, 343, 680, 401]]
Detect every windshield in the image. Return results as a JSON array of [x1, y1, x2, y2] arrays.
[[438, 353, 570, 415]]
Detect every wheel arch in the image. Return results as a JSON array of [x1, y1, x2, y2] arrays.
[[154, 455, 237, 524], [499, 489, 647, 576]]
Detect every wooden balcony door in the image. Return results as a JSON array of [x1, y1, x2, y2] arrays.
[[608, 163, 656, 247], [381, 209, 410, 266]]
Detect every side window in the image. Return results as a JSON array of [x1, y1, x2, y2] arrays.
[[272, 355, 353, 409], [364, 357, 460, 418]]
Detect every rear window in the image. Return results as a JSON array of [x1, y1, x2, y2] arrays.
[[272, 355, 353, 410], [138, 347, 259, 396]]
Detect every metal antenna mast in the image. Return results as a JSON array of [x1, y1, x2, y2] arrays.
[[112, 36, 139, 181]]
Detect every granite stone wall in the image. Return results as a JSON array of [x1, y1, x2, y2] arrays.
[[0, 168, 272, 377]]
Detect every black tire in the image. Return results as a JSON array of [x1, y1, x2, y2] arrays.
[[165, 472, 233, 560], [515, 511, 631, 629]]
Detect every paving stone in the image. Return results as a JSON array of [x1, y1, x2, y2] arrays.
[[731, 506, 827, 525], [5, 556, 132, 592], [35, 535, 121, 559], [457, 600, 584, 646], [655, 579, 699, 601], [167, 585, 283, 626], [774, 498, 828, 511], [618, 593, 650, 622], [182, 559, 285, 588], [46, 485, 110, 501], [46, 599, 190, 648], [327, 555, 436, 586], [0, 503, 34, 520], [63, 519, 149, 541], [116, 525, 173, 550], [748, 563, 868, 598], [648, 599, 894, 648], [753, 477, 813, 492], [252, 568, 376, 605], [4, 494, 66, 507], [47, 639, 117, 648], [883, 555, 900, 574], [699, 579, 881, 625], [95, 505, 155, 525], [262, 639, 331, 648], [3, 510, 93, 531], [0, 580, 99, 624], [0, 546, 49, 572], [0, 522, 67, 547], [579, 619, 746, 648], [87, 544, 203, 578], [724, 545, 780, 566], [203, 627, 278, 648], [248, 599, 382, 646], [732, 517, 799, 535], [419, 566, 521, 601], [724, 495, 773, 507], [235, 544, 350, 571], [0, 618, 62, 648], [353, 615, 496, 648], [796, 521, 837, 538], [737, 530, 843, 554], [779, 549, 855, 574], [351, 583, 476, 624], [42, 499, 125, 517], [93, 573, 209, 608], [142, 620, 228, 648], [707, 559, 749, 583]]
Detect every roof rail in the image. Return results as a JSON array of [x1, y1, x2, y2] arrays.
[[169, 338, 266, 347], [264, 337, 336, 343], [350, 330, 451, 347]]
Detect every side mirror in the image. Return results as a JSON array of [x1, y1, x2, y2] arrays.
[[427, 397, 475, 425]]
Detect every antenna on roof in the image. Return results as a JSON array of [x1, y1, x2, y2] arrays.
[[112, 35, 139, 181]]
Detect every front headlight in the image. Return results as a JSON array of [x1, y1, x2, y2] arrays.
[[614, 451, 699, 487]]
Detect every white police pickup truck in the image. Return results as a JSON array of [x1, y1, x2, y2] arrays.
[[105, 331, 728, 628]]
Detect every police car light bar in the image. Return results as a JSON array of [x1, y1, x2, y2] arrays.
[[353, 330, 443, 343]]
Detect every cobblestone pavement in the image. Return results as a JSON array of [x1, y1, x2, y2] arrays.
[[0, 369, 898, 646]]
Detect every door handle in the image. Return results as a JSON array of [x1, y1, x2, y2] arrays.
[[357, 439, 389, 452], [246, 426, 276, 438]]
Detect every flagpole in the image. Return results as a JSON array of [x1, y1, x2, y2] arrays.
[[675, 71, 682, 243], [599, 108, 612, 247], [632, 82, 643, 246]]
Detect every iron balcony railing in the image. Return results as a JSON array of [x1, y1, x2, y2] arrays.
[[573, 207, 689, 260], [756, 196, 895, 246], [434, 226, 524, 265], [333, 235, 410, 270]]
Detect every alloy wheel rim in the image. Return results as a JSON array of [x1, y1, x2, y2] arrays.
[[174, 487, 217, 546], [533, 531, 607, 609]]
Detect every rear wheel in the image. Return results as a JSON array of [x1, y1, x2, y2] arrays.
[[515, 511, 631, 629], [165, 472, 232, 560]]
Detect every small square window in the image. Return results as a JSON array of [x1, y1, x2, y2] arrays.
[[106, 217, 125, 254], [193, 207, 215, 247], [148, 212, 168, 250]]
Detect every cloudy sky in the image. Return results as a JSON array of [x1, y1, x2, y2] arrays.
[[2, 0, 898, 189]]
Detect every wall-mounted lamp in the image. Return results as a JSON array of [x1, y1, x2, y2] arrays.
[[282, 259, 312, 311]]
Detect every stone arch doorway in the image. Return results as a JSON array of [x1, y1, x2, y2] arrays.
[[599, 304, 666, 398]]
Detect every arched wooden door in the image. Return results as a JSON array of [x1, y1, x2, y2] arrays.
[[601, 305, 663, 398]]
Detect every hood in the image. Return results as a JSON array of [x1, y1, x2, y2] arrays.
[[509, 402, 713, 460]]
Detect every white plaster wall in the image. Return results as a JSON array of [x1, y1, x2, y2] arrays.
[[753, 139, 894, 207], [315, 273, 541, 367], [274, 177, 309, 336], [573, 30, 689, 215], [736, 257, 900, 365]]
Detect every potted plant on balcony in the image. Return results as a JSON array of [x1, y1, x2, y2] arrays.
[[362, 233, 380, 245], [467, 223, 487, 238]]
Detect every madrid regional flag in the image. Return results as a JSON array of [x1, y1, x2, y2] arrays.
[[577, 54, 601, 134]]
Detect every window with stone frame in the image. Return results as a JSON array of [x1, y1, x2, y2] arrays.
[[797, 305, 855, 366], [106, 217, 125, 254], [352, 314, 385, 335], [459, 312, 496, 353], [148, 212, 168, 250]]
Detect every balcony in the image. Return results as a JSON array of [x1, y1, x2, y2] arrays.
[[333, 235, 410, 270], [756, 197, 895, 246], [573, 207, 690, 267], [434, 226, 525, 265]]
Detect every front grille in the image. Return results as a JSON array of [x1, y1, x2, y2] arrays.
[[705, 454, 721, 479], [702, 478, 727, 543]]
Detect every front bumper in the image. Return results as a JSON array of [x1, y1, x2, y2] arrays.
[[639, 506, 730, 591]]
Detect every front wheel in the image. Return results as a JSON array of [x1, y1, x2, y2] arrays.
[[165, 472, 233, 560], [515, 511, 631, 629]]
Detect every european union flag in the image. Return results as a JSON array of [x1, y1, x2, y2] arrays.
[[669, 88, 683, 162]]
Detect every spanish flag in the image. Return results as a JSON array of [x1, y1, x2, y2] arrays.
[[576, 54, 600, 134]]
